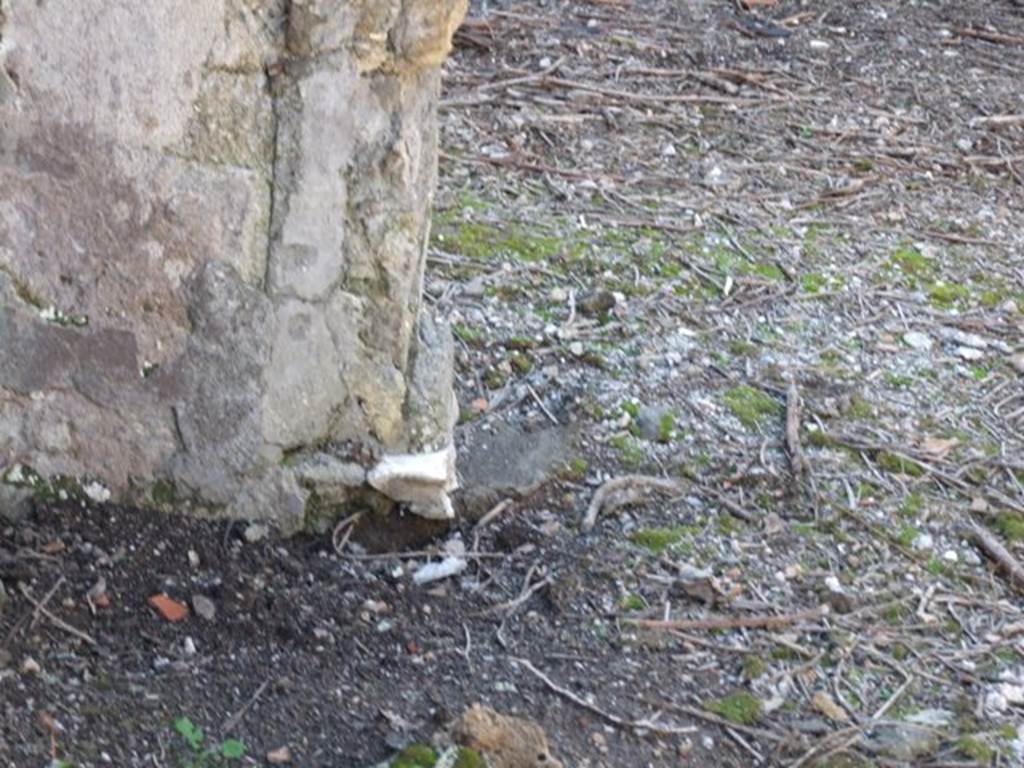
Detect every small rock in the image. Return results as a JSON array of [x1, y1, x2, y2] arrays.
[[869, 723, 942, 760], [187, 549, 201, 569], [942, 549, 958, 563], [183, 636, 197, 657], [412, 557, 467, 586], [955, 346, 985, 361], [941, 328, 988, 349], [970, 496, 990, 513], [152, 656, 171, 672], [362, 599, 388, 615], [191, 594, 216, 621], [662, 143, 677, 157], [763, 512, 784, 536], [577, 290, 615, 316], [82, 481, 111, 503], [912, 533, 934, 551], [444, 537, 467, 557], [636, 405, 673, 442], [148, 593, 189, 622], [902, 331, 933, 351], [904, 709, 953, 727], [985, 689, 1009, 715], [1009, 352, 1024, 374], [243, 523, 270, 543], [0, 485, 34, 523], [568, 341, 584, 357], [267, 746, 292, 764], [21, 657, 41, 676], [809, 39, 831, 50]]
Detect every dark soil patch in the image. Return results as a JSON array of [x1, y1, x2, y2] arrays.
[[0, 497, 753, 767]]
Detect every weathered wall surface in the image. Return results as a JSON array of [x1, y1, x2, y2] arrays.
[[0, 0, 467, 529]]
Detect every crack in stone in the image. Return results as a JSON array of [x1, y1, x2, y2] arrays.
[[262, 69, 283, 296]]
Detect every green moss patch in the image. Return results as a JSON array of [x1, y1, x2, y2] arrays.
[[928, 282, 970, 308], [723, 385, 781, 429], [705, 691, 763, 725], [392, 744, 437, 768], [889, 245, 934, 278], [994, 513, 1024, 542], [608, 434, 645, 469], [630, 527, 689, 554], [875, 450, 924, 477]]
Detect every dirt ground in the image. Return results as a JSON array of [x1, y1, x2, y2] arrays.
[[3, 1, 1024, 766]]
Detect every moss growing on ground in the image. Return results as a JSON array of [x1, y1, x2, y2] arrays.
[[391, 744, 437, 768], [705, 691, 763, 725], [630, 527, 688, 554], [453, 748, 485, 768], [723, 385, 781, 429], [928, 282, 971, 308], [608, 434, 644, 469], [994, 513, 1024, 542], [875, 451, 924, 477]]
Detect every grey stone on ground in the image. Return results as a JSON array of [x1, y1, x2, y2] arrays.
[[0, 485, 33, 523], [636, 405, 673, 442], [456, 422, 574, 518], [0, 0, 468, 528], [867, 723, 943, 761]]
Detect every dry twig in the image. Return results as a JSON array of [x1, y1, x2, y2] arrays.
[[513, 657, 698, 735], [627, 605, 828, 632], [581, 474, 685, 532], [967, 521, 1024, 590]]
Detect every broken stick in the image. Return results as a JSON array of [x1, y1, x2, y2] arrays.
[[580, 474, 685, 532], [785, 379, 805, 478], [627, 605, 828, 632], [968, 521, 1024, 591]]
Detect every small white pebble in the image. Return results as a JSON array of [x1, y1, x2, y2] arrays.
[[942, 550, 958, 563]]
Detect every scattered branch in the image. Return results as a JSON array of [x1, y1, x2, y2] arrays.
[[581, 474, 685, 532], [626, 605, 828, 632], [967, 522, 1024, 591], [512, 657, 698, 735]]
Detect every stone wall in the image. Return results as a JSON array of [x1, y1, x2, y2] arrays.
[[0, 0, 467, 530]]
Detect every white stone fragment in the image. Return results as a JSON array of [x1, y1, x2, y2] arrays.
[[368, 446, 457, 520], [83, 481, 112, 503], [412, 556, 467, 586], [902, 331, 933, 351], [955, 346, 985, 361]]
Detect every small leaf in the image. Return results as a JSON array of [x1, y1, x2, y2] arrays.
[[173, 717, 204, 751], [220, 740, 246, 759]]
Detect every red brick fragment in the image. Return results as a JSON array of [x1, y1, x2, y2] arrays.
[[148, 593, 189, 622]]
